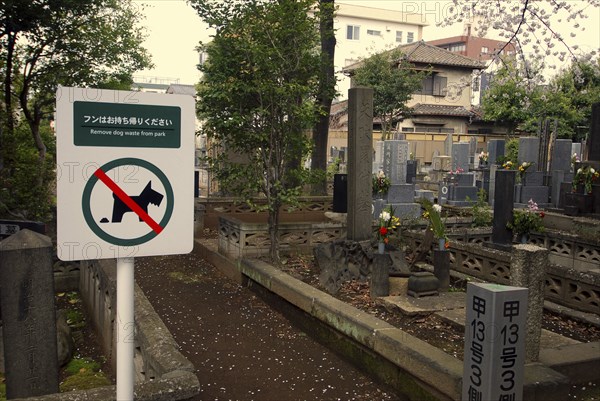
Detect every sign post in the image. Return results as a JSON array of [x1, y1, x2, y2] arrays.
[[56, 86, 195, 399], [462, 283, 528, 401]]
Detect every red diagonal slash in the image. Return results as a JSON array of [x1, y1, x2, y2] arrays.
[[94, 168, 163, 234]]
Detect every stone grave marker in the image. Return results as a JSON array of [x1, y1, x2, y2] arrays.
[[550, 139, 573, 173], [444, 134, 453, 156], [518, 137, 540, 168], [588, 102, 600, 161], [383, 140, 420, 219], [488, 139, 505, 166], [452, 142, 470, 172], [0, 229, 59, 398], [347, 87, 373, 241], [373, 141, 384, 173], [492, 170, 516, 247]]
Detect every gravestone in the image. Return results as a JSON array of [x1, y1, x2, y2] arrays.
[[0, 229, 59, 398], [488, 164, 498, 206], [550, 139, 572, 173], [444, 134, 453, 156], [447, 172, 478, 206], [487, 139, 505, 166], [373, 141, 384, 173], [469, 137, 478, 165], [383, 140, 420, 219], [518, 137, 540, 168], [588, 102, 600, 161], [492, 170, 516, 247], [406, 160, 417, 184], [517, 171, 550, 206], [383, 140, 408, 185], [347, 87, 373, 241], [451, 142, 470, 171]]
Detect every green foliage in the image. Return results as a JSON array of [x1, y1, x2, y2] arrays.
[[64, 357, 102, 376], [60, 370, 111, 392], [326, 158, 341, 180], [471, 189, 492, 227], [0, 121, 55, 220], [482, 56, 600, 140], [422, 201, 446, 240], [351, 48, 425, 139], [482, 59, 543, 134], [507, 199, 545, 236], [0, 0, 152, 220], [541, 58, 600, 140], [193, 0, 321, 260]]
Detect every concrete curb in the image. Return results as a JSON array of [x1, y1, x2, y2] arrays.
[[195, 239, 575, 401]]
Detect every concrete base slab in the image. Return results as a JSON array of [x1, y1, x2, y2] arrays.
[[389, 277, 408, 296], [380, 292, 466, 316]]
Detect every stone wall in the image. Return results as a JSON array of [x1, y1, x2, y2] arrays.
[[14, 260, 200, 400], [403, 229, 600, 315]]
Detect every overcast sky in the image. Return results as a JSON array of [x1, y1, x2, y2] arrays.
[[133, 0, 600, 85]]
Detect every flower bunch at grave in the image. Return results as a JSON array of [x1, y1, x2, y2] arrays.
[[502, 160, 514, 170], [507, 198, 545, 237], [423, 203, 448, 243], [571, 153, 580, 169], [372, 170, 391, 195], [448, 167, 464, 175], [572, 166, 599, 194], [377, 206, 400, 244], [478, 151, 489, 163], [518, 161, 532, 178]]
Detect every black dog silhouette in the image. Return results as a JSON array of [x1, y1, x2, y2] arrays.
[[111, 181, 164, 223]]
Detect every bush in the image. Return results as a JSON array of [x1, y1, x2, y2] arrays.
[[472, 189, 492, 227]]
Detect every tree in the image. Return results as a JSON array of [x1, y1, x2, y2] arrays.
[[482, 56, 600, 139], [540, 58, 600, 140], [438, 0, 599, 75], [310, 0, 336, 195], [481, 59, 543, 135], [350, 49, 425, 140], [191, 0, 321, 261], [0, 0, 151, 219]]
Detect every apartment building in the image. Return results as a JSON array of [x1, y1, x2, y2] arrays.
[[334, 3, 428, 99]]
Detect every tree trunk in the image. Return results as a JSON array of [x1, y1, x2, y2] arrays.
[[310, 0, 336, 195], [268, 204, 280, 263], [1, 31, 17, 172]]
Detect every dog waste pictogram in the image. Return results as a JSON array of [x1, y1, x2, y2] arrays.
[[82, 158, 174, 246]]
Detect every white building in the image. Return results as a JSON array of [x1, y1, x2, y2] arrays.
[[334, 3, 428, 100]]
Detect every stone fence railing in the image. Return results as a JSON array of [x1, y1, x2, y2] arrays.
[[17, 260, 200, 401], [402, 229, 600, 315], [218, 215, 346, 258], [198, 196, 334, 230]]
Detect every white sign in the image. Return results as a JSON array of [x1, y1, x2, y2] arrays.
[[56, 86, 195, 261]]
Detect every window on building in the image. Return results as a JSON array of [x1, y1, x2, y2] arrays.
[[396, 31, 403, 43], [449, 43, 466, 52], [418, 74, 447, 96], [347, 25, 360, 40], [481, 46, 489, 54], [367, 29, 381, 36], [407, 32, 414, 43]]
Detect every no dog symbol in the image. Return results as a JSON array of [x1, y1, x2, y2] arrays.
[[82, 158, 174, 246]]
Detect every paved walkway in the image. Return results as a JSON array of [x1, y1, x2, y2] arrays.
[[135, 251, 407, 401]]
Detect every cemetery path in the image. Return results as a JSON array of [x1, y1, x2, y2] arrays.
[[135, 252, 406, 401]]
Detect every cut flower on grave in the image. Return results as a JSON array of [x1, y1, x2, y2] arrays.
[[372, 170, 391, 195], [507, 199, 545, 237], [573, 165, 599, 194], [377, 206, 400, 244], [423, 203, 447, 241]]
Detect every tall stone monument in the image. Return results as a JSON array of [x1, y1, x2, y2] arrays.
[[0, 229, 59, 398], [347, 87, 374, 241]]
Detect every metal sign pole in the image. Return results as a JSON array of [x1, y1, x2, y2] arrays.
[[116, 257, 135, 400]]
